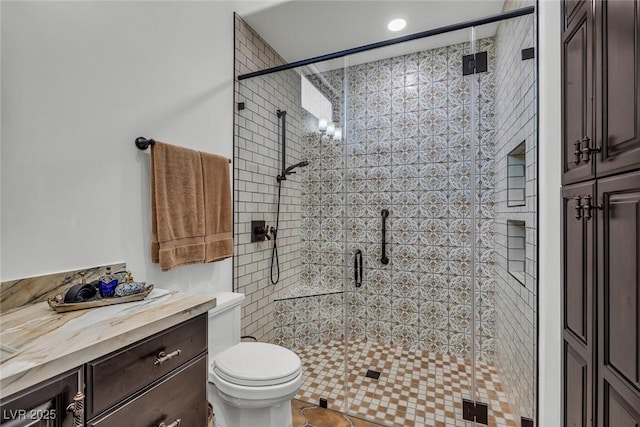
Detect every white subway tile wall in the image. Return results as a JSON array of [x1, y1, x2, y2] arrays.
[[234, 15, 304, 342], [492, 0, 537, 421]]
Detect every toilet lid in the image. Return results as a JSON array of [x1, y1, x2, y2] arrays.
[[213, 342, 302, 387]]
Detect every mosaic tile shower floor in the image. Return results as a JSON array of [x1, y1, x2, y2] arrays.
[[294, 339, 517, 427]]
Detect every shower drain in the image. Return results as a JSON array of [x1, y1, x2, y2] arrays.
[[365, 369, 381, 380]]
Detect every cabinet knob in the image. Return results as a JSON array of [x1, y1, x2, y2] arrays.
[[158, 418, 181, 427], [574, 195, 583, 220], [154, 349, 182, 366], [579, 137, 601, 163], [581, 194, 602, 220], [573, 140, 583, 164]]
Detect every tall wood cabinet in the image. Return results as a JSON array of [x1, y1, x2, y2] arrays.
[[562, 1, 640, 426]]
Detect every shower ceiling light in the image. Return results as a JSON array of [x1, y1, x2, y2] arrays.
[[326, 122, 336, 136], [387, 18, 406, 32], [334, 127, 342, 141], [318, 117, 328, 131]]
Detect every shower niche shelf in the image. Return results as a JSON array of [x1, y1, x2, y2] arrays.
[[507, 220, 526, 285], [507, 141, 526, 207]]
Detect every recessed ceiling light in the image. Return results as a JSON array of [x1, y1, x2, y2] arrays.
[[388, 18, 406, 32]]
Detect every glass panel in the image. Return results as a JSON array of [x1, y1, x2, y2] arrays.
[[472, 10, 537, 427], [233, 8, 537, 426], [234, 55, 348, 412]]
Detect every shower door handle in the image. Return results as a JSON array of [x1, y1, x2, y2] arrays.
[[354, 249, 363, 288], [381, 209, 389, 265]]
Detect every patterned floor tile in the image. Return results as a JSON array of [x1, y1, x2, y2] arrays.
[[294, 339, 517, 427]]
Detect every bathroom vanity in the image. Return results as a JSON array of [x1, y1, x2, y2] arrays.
[[0, 288, 216, 426]]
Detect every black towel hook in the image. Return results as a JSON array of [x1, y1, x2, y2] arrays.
[[135, 137, 155, 150]]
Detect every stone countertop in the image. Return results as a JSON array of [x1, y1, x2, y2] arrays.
[[0, 288, 216, 399]]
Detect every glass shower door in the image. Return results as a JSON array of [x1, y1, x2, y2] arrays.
[[340, 30, 480, 426], [470, 11, 537, 427]]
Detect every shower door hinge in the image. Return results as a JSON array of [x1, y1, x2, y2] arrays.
[[462, 51, 488, 76], [521, 47, 535, 60], [462, 399, 488, 425], [521, 417, 535, 427]]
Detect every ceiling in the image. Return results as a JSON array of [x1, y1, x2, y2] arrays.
[[238, 0, 507, 71]]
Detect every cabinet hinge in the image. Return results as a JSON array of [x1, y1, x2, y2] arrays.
[[462, 399, 488, 424], [462, 51, 488, 75]]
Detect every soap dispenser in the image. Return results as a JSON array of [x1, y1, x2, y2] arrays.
[[99, 266, 118, 297]]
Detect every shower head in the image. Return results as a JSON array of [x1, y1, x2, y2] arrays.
[[277, 160, 309, 182], [284, 160, 309, 174]]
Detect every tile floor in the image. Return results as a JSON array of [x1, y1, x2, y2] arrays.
[[294, 339, 517, 427]]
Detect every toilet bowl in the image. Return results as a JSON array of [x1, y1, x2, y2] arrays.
[[207, 292, 302, 427]]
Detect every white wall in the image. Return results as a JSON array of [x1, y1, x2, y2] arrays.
[[1, 1, 239, 294], [538, 0, 562, 425]]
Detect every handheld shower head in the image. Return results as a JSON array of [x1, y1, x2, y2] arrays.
[[284, 160, 309, 174], [277, 160, 309, 182]]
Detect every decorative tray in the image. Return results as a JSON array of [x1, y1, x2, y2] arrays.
[[48, 284, 154, 313]]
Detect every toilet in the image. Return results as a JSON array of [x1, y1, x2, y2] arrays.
[[207, 292, 302, 427]]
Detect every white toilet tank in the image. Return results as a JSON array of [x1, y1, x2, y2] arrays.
[[208, 292, 246, 362]]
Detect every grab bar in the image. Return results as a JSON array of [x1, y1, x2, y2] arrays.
[[354, 250, 363, 288], [381, 209, 389, 265]]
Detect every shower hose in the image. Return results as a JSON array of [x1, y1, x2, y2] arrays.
[[270, 180, 282, 285]]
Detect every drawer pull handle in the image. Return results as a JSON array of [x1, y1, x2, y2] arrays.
[[66, 391, 85, 427], [154, 349, 182, 366], [158, 418, 181, 427]]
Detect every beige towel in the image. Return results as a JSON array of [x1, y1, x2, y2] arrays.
[[201, 151, 233, 262], [151, 142, 232, 271]]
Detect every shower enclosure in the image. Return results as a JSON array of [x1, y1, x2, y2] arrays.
[[233, 4, 537, 426]]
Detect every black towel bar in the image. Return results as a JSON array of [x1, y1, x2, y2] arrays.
[[135, 137, 232, 163]]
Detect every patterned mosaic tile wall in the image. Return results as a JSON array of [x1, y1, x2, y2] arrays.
[[274, 40, 499, 360], [234, 15, 304, 342], [492, 1, 537, 421], [274, 292, 344, 349], [273, 76, 348, 347]]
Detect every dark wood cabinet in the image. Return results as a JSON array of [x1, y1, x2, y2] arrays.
[[596, 172, 640, 427], [562, 1, 596, 185], [562, 181, 596, 427], [86, 314, 208, 426], [86, 314, 207, 418], [88, 355, 208, 427], [594, 0, 640, 178], [562, 1, 640, 426], [0, 314, 208, 427], [0, 368, 82, 427], [563, 0, 640, 186]]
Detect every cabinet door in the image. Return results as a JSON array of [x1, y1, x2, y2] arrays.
[[0, 368, 82, 427], [562, 181, 596, 427], [595, 0, 640, 178], [563, 2, 596, 185], [597, 171, 640, 427], [564, 0, 590, 31]]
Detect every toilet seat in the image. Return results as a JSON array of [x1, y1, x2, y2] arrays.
[[212, 342, 302, 387]]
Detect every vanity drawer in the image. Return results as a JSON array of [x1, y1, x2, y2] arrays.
[[86, 314, 207, 418], [88, 355, 207, 427]]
